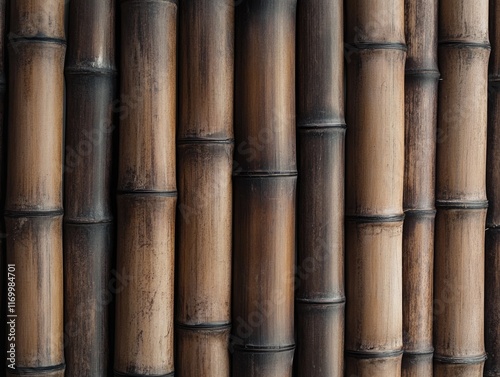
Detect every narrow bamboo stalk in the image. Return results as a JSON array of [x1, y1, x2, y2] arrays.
[[402, 0, 438, 375], [232, 1, 296, 376], [295, 0, 344, 375], [114, 0, 177, 376], [63, 1, 116, 375], [345, 0, 406, 375], [434, 0, 489, 375], [4, 1, 65, 376]]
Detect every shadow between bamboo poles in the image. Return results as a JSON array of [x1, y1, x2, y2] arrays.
[[114, 1, 177, 376], [4, 0, 66, 375]]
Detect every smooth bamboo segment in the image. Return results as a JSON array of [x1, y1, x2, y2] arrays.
[[176, 1, 233, 375], [5, 1, 65, 375], [232, 1, 296, 375], [434, 0, 489, 375], [63, 1, 116, 375], [345, 0, 405, 375], [295, 0, 344, 375], [114, 1, 177, 376], [402, 0, 438, 375]]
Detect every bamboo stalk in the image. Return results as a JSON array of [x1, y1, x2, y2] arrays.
[[175, 0, 233, 375], [114, 0, 177, 376], [63, 1, 116, 375], [295, 0, 345, 375], [232, 1, 296, 376], [434, 0, 489, 375], [4, 1, 65, 375], [402, 0, 438, 375], [345, 0, 406, 375]]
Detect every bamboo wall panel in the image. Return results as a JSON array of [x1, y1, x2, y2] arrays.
[[114, 0, 177, 376], [295, 0, 345, 375], [176, 0, 233, 375], [232, 1, 297, 375], [434, 0, 489, 375], [5, 0, 65, 375], [345, 0, 406, 375], [402, 0, 438, 375]]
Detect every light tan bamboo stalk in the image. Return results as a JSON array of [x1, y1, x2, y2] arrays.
[[295, 0, 345, 375], [402, 0, 438, 376], [232, 1, 297, 376], [114, 0, 177, 376], [434, 0, 489, 375], [176, 0, 233, 375], [5, 0, 66, 376], [345, 0, 406, 375]]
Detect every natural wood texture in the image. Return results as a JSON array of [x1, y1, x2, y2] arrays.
[[345, 0, 405, 375], [434, 0, 489, 375], [176, 1, 233, 375], [402, 0, 438, 375], [295, 0, 344, 375], [5, 1, 65, 375], [64, 2, 116, 375], [232, 349, 294, 377]]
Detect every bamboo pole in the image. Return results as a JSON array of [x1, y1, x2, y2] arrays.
[[114, 0, 177, 376], [5, 0, 66, 375], [63, 1, 116, 375], [434, 0, 489, 375], [402, 0, 438, 375], [176, 0, 233, 375], [295, 0, 344, 375], [232, 1, 296, 376], [344, 0, 406, 375]]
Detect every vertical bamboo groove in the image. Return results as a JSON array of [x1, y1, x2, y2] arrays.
[[176, 0, 233, 375], [64, 1, 116, 375], [4, 1, 65, 376], [345, 0, 406, 375], [114, 1, 177, 376], [232, 1, 296, 376], [295, 0, 345, 376], [434, 0, 489, 375], [402, 0, 438, 375]]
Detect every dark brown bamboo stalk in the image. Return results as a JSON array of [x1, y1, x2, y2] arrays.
[[402, 0, 438, 376], [4, 0, 66, 375], [63, 1, 116, 376], [434, 0, 489, 375], [295, 0, 345, 375], [175, 1, 233, 375], [114, 1, 177, 376], [345, 1, 406, 375], [232, 1, 296, 376]]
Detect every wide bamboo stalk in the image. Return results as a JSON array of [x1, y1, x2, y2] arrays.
[[4, 1, 65, 376], [402, 0, 438, 375], [345, 0, 406, 375], [175, 1, 233, 375], [434, 0, 489, 375], [63, 1, 116, 375], [232, 1, 296, 376], [114, 1, 177, 376], [295, 0, 344, 375]]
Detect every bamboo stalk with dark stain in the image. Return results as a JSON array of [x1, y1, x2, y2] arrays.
[[434, 0, 490, 375], [63, 1, 116, 375], [4, 0, 66, 376], [114, 1, 177, 376], [345, 0, 406, 375], [232, 1, 296, 376], [402, 0, 438, 375], [295, 0, 345, 375]]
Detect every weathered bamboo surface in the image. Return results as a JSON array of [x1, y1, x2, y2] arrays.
[[295, 0, 345, 375], [114, 0, 177, 376], [434, 0, 490, 375], [402, 0, 438, 376], [345, 0, 406, 375]]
